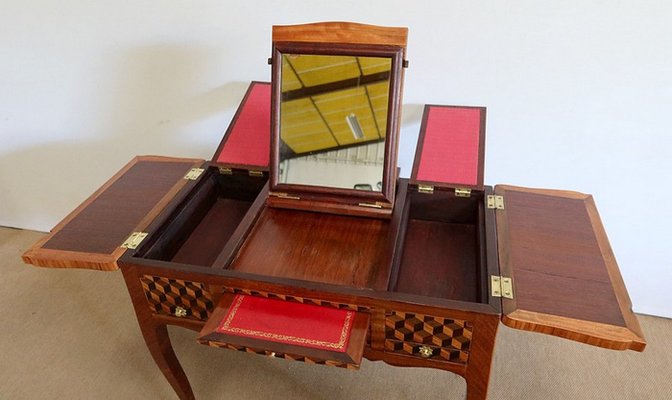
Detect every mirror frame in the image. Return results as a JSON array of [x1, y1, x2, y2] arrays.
[[269, 23, 407, 217]]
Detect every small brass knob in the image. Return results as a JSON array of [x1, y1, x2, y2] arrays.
[[174, 306, 188, 318], [418, 345, 433, 358]]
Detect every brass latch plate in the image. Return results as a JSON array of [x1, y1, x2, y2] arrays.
[[121, 232, 148, 250], [455, 188, 471, 197], [358, 202, 383, 209], [269, 191, 300, 200], [248, 170, 264, 177], [491, 275, 514, 299], [487, 195, 504, 210], [218, 167, 232, 175], [418, 184, 434, 194], [184, 168, 204, 180]]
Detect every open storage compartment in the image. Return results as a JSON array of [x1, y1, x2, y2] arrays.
[[134, 81, 273, 268], [136, 166, 267, 267], [390, 187, 488, 303], [389, 104, 488, 303]]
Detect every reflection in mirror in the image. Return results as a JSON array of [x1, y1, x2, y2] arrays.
[[278, 54, 391, 191]]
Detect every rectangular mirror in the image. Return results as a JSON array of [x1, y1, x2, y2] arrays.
[[270, 23, 407, 217], [279, 54, 391, 192]]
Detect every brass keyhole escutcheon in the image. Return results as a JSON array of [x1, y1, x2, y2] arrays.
[[174, 306, 188, 318], [418, 345, 433, 358]]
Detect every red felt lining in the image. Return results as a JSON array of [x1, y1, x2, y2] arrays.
[[216, 83, 271, 167], [416, 106, 481, 187], [216, 295, 354, 352]]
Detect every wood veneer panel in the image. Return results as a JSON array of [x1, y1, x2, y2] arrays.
[[171, 198, 253, 267], [22, 156, 202, 270], [395, 220, 478, 302], [273, 22, 408, 48], [496, 185, 646, 351], [230, 208, 389, 288]]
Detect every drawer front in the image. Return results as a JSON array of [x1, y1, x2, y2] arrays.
[[385, 311, 472, 364], [198, 294, 369, 369], [202, 340, 359, 369], [140, 275, 214, 321]]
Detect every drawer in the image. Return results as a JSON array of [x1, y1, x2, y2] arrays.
[[140, 275, 214, 321], [198, 294, 370, 369], [384, 311, 471, 364]]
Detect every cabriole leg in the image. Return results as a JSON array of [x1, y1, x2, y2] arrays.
[[120, 266, 195, 400]]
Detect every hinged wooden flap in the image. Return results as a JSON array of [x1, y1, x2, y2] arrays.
[[22, 156, 203, 271], [212, 81, 271, 172], [198, 294, 369, 368], [410, 105, 486, 192], [494, 185, 646, 351]]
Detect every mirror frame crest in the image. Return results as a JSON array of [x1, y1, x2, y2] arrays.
[[269, 22, 408, 218]]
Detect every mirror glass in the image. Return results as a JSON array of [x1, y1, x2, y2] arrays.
[[278, 53, 391, 191]]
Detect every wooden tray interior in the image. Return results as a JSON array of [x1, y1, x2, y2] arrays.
[[137, 167, 267, 267], [390, 189, 488, 303], [228, 207, 392, 289]]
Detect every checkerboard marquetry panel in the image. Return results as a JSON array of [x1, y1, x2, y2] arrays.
[[200, 341, 359, 370], [384, 311, 472, 363], [140, 275, 214, 321], [224, 287, 369, 312]]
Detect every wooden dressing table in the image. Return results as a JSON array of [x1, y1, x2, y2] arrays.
[[22, 22, 645, 400]]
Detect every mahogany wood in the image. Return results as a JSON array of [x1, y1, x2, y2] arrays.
[[390, 188, 486, 302], [495, 185, 646, 351], [138, 166, 267, 267], [22, 156, 203, 271], [272, 22, 408, 49], [230, 207, 391, 288], [121, 264, 195, 400]]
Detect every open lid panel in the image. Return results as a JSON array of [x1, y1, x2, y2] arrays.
[[22, 156, 203, 271], [212, 81, 271, 172], [410, 105, 486, 193], [494, 185, 646, 351]]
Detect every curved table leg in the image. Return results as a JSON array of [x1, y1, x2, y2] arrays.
[[121, 266, 195, 400], [464, 315, 499, 400], [140, 321, 195, 400]]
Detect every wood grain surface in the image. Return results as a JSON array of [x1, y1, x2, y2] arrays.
[[22, 156, 202, 270], [273, 22, 408, 48], [495, 185, 646, 351], [230, 207, 390, 288]]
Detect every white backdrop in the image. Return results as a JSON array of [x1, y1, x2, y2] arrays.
[[1, 1, 670, 318]]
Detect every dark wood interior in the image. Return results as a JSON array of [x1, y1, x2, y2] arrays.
[[138, 167, 267, 267], [390, 188, 488, 303], [229, 207, 391, 288]]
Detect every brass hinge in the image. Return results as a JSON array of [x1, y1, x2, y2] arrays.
[[491, 275, 514, 299], [121, 232, 148, 250], [455, 188, 471, 197], [418, 184, 434, 194], [248, 170, 264, 177], [184, 168, 204, 180], [487, 195, 505, 210], [269, 191, 300, 200], [218, 167, 232, 175]]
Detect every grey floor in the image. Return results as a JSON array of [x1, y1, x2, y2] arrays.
[[1, 227, 670, 399]]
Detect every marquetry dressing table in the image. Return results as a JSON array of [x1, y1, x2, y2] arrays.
[[22, 22, 645, 400]]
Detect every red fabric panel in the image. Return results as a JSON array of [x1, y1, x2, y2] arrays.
[[216, 83, 271, 167], [416, 106, 481, 186], [216, 295, 354, 352]]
